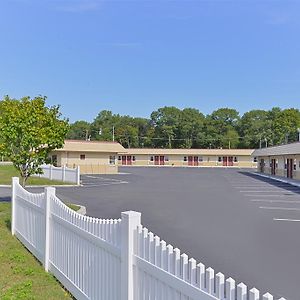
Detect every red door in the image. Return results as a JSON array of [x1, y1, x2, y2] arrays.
[[223, 156, 228, 166], [122, 156, 126, 165], [228, 156, 233, 166], [260, 159, 265, 173], [193, 156, 198, 166], [287, 159, 293, 178], [188, 156, 193, 166], [271, 159, 276, 175], [127, 156, 132, 165], [154, 156, 159, 165], [159, 156, 165, 165]]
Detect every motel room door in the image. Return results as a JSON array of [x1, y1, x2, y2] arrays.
[[126, 156, 132, 165], [287, 159, 293, 178], [193, 156, 199, 166], [271, 159, 276, 175], [260, 159, 265, 173], [223, 157, 228, 166], [228, 156, 233, 166], [121, 156, 127, 165], [159, 156, 165, 165], [154, 156, 159, 165], [188, 156, 193, 166]]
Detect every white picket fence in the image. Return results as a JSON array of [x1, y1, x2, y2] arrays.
[[11, 177, 286, 300], [35, 164, 80, 185]]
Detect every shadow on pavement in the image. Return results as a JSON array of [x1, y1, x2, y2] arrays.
[[239, 171, 300, 195], [0, 196, 11, 202]]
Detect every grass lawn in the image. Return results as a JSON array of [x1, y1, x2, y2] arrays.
[[66, 203, 81, 211], [0, 202, 73, 299], [0, 165, 70, 186]]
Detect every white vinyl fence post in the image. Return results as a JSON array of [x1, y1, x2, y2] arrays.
[[62, 165, 66, 182], [11, 177, 19, 235], [44, 186, 55, 272], [121, 211, 141, 300], [76, 165, 80, 185], [49, 165, 53, 180]]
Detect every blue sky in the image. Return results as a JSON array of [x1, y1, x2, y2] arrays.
[[0, 0, 300, 122]]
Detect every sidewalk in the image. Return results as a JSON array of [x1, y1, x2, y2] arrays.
[[252, 171, 300, 188]]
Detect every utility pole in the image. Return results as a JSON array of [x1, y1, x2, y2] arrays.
[[259, 139, 262, 149], [112, 126, 115, 142], [85, 129, 89, 141]]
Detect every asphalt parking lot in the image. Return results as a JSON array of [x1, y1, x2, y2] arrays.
[[2, 167, 300, 299]]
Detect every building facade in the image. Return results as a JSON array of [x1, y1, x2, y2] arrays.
[[252, 142, 300, 180], [118, 148, 256, 168], [51, 140, 125, 174]]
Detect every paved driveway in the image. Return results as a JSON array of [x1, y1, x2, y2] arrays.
[[2, 167, 300, 299]]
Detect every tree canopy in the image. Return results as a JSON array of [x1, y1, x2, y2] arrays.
[[0, 96, 69, 185], [67, 106, 300, 149]]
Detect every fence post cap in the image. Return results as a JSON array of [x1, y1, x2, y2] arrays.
[[44, 186, 56, 194], [121, 211, 141, 219], [12, 177, 19, 183]]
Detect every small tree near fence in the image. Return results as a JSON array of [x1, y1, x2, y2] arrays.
[[0, 96, 69, 186]]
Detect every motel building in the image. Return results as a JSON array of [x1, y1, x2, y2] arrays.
[[117, 148, 257, 168], [51, 140, 125, 174], [252, 141, 300, 180]]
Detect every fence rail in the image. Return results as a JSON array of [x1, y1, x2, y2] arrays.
[[34, 164, 80, 185], [11, 177, 286, 300]]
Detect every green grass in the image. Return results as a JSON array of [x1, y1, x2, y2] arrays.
[[66, 203, 81, 212], [0, 202, 73, 299], [0, 165, 69, 186]]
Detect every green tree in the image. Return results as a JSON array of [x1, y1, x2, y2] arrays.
[[67, 120, 90, 140], [272, 108, 300, 144], [238, 110, 270, 148], [205, 108, 240, 148], [0, 96, 69, 186], [151, 107, 182, 148]]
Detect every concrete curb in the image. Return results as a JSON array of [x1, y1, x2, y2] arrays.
[[252, 172, 300, 188], [76, 205, 86, 215], [0, 184, 81, 188]]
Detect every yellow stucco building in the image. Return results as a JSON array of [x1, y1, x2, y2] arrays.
[[51, 140, 125, 174], [252, 142, 300, 180], [117, 148, 256, 168]]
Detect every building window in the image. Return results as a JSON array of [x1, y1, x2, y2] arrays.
[[253, 157, 257, 163], [218, 157, 222, 162], [132, 156, 136, 161], [109, 156, 116, 165], [198, 156, 203, 162], [234, 157, 238, 162], [183, 156, 187, 162], [118, 156, 121, 160], [80, 154, 85, 160], [150, 156, 154, 161], [165, 156, 169, 161]]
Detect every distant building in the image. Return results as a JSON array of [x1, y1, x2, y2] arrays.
[[51, 140, 125, 174], [117, 148, 256, 168], [252, 142, 300, 180]]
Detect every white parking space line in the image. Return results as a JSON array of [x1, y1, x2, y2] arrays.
[[244, 194, 297, 197], [273, 218, 300, 222], [239, 190, 297, 193], [259, 206, 300, 211], [251, 199, 300, 204]]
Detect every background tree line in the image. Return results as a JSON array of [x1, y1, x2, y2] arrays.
[[67, 107, 300, 149]]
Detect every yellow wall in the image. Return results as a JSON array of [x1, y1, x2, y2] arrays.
[[54, 151, 118, 174], [118, 154, 256, 168], [257, 155, 300, 180]]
